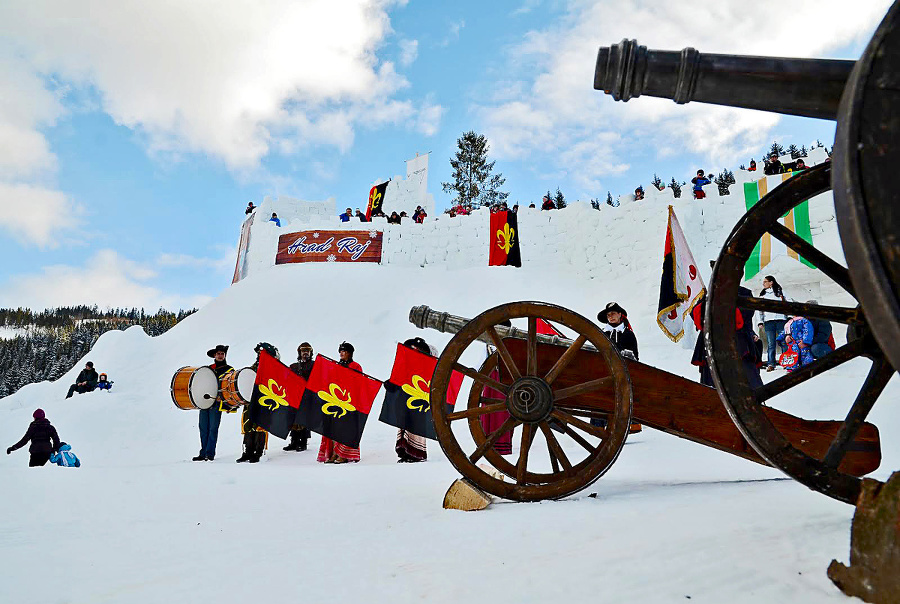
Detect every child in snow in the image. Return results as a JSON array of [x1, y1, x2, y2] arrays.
[[49, 442, 81, 467], [95, 373, 113, 391]]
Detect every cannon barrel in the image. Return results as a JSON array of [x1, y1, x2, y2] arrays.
[[594, 39, 855, 120], [408, 305, 597, 351]]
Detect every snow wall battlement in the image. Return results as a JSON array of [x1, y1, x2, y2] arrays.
[[235, 147, 847, 311]]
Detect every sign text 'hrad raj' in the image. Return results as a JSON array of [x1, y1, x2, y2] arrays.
[[275, 230, 383, 264]]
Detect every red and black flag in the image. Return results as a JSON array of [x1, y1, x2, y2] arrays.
[[488, 210, 522, 267], [366, 181, 389, 220], [536, 318, 564, 337], [378, 343, 464, 440], [657, 206, 706, 342], [248, 351, 306, 439], [296, 355, 382, 448]]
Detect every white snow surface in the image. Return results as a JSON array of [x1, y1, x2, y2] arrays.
[[3, 260, 897, 602]]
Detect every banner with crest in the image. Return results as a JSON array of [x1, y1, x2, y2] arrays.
[[248, 351, 306, 439], [378, 343, 464, 440], [295, 355, 382, 448], [488, 210, 522, 267]]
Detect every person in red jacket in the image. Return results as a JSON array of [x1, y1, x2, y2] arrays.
[[7, 409, 61, 466], [318, 342, 363, 464]]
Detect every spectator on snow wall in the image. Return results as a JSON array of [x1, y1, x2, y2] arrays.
[[387, 212, 401, 224], [777, 316, 814, 371], [528, 203, 536, 208], [7, 409, 60, 467], [794, 158, 808, 171], [193, 344, 234, 462], [691, 170, 711, 199], [318, 342, 363, 464], [764, 152, 784, 175], [541, 195, 555, 211], [339, 207, 352, 222], [413, 206, 427, 224], [355, 209, 368, 222], [748, 159, 757, 172], [634, 186, 644, 201], [245, 202, 256, 214], [759, 275, 789, 372], [269, 213, 281, 227], [395, 337, 433, 463], [66, 361, 99, 398], [49, 442, 81, 467], [806, 300, 834, 360]]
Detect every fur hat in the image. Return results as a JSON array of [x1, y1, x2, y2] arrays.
[[33, 409, 45, 420], [206, 344, 228, 358], [402, 337, 431, 356], [597, 302, 627, 324], [338, 341, 355, 355], [254, 342, 280, 360]]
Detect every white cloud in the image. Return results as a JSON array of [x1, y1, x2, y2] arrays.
[[0, 182, 83, 247], [399, 39, 419, 66], [478, 0, 891, 195], [0, 250, 213, 310], [0, 0, 431, 172], [441, 20, 466, 46]]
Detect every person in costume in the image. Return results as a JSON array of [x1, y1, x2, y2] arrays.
[[236, 342, 277, 463], [194, 344, 234, 461], [317, 341, 363, 464], [7, 409, 61, 467], [284, 342, 315, 452], [395, 337, 432, 463], [596, 303, 641, 432]]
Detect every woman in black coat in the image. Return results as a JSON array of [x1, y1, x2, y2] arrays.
[[7, 409, 61, 466]]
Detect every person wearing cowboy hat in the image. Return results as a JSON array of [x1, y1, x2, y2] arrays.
[[193, 344, 234, 462], [596, 303, 641, 433]]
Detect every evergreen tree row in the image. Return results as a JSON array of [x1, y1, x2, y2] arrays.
[[0, 307, 196, 398]]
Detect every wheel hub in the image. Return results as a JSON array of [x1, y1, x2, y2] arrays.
[[507, 376, 554, 423]]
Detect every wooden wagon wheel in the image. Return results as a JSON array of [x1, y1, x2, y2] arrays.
[[429, 301, 633, 502], [706, 163, 896, 504]]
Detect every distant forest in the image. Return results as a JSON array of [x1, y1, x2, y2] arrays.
[[0, 305, 196, 398]]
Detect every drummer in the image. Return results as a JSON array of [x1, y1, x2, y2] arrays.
[[193, 344, 234, 462], [237, 342, 278, 463]]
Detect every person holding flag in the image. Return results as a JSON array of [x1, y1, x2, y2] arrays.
[[283, 342, 315, 452], [317, 342, 364, 464], [237, 342, 278, 463], [394, 338, 433, 462]]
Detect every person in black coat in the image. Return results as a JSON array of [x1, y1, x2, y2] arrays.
[[7, 409, 61, 466], [66, 361, 99, 398], [597, 302, 639, 361], [284, 342, 315, 452]]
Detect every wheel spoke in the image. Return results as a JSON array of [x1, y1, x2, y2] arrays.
[[822, 357, 895, 469], [560, 423, 597, 455], [754, 338, 867, 403], [767, 222, 855, 296], [554, 377, 613, 402], [516, 423, 536, 484], [551, 408, 608, 439], [452, 362, 509, 394], [545, 334, 588, 385], [526, 317, 538, 377], [547, 436, 561, 473], [469, 417, 519, 464], [447, 402, 507, 421], [539, 422, 573, 472], [739, 297, 860, 324], [487, 326, 522, 381], [554, 406, 609, 421]]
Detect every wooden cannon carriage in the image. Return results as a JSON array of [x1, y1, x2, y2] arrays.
[[410, 2, 900, 505]]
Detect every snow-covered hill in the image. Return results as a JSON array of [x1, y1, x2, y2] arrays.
[[2, 189, 896, 602]]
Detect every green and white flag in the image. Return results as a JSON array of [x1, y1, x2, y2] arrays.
[[743, 172, 815, 280]]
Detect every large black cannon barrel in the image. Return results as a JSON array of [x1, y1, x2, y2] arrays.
[[594, 39, 855, 120]]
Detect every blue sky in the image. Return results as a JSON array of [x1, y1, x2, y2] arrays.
[[0, 0, 890, 311]]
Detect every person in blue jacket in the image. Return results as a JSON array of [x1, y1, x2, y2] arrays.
[[691, 169, 711, 199], [49, 442, 81, 467], [776, 316, 814, 371], [339, 207, 352, 222], [269, 212, 281, 227]]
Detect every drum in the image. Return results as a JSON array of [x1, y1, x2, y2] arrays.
[[220, 367, 257, 410], [170, 366, 218, 411]]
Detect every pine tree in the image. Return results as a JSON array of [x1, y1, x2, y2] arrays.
[[606, 191, 613, 206], [768, 141, 786, 158], [787, 144, 800, 159], [800, 144, 808, 157], [590, 198, 600, 210], [714, 169, 735, 196], [670, 177, 683, 199], [815, 139, 824, 148], [554, 188, 567, 209], [441, 131, 509, 208], [651, 173, 663, 191]]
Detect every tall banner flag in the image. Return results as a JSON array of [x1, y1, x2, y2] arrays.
[[378, 344, 465, 440], [657, 206, 706, 343], [248, 351, 306, 439], [366, 181, 389, 220], [488, 210, 522, 267], [232, 212, 255, 284], [743, 172, 815, 280], [296, 355, 382, 448]]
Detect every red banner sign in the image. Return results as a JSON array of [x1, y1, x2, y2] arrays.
[[276, 230, 383, 264]]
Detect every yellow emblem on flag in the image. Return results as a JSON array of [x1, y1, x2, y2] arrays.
[[258, 379, 289, 411], [402, 375, 431, 413], [497, 223, 515, 254], [318, 383, 356, 418]]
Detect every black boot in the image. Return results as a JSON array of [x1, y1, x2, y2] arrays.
[[297, 438, 307, 452], [192, 455, 206, 462], [283, 432, 298, 451], [236, 449, 251, 463]]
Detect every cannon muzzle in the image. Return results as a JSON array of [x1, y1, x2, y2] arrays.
[[594, 39, 855, 120]]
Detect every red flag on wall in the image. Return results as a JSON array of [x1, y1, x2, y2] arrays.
[[488, 211, 522, 267]]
